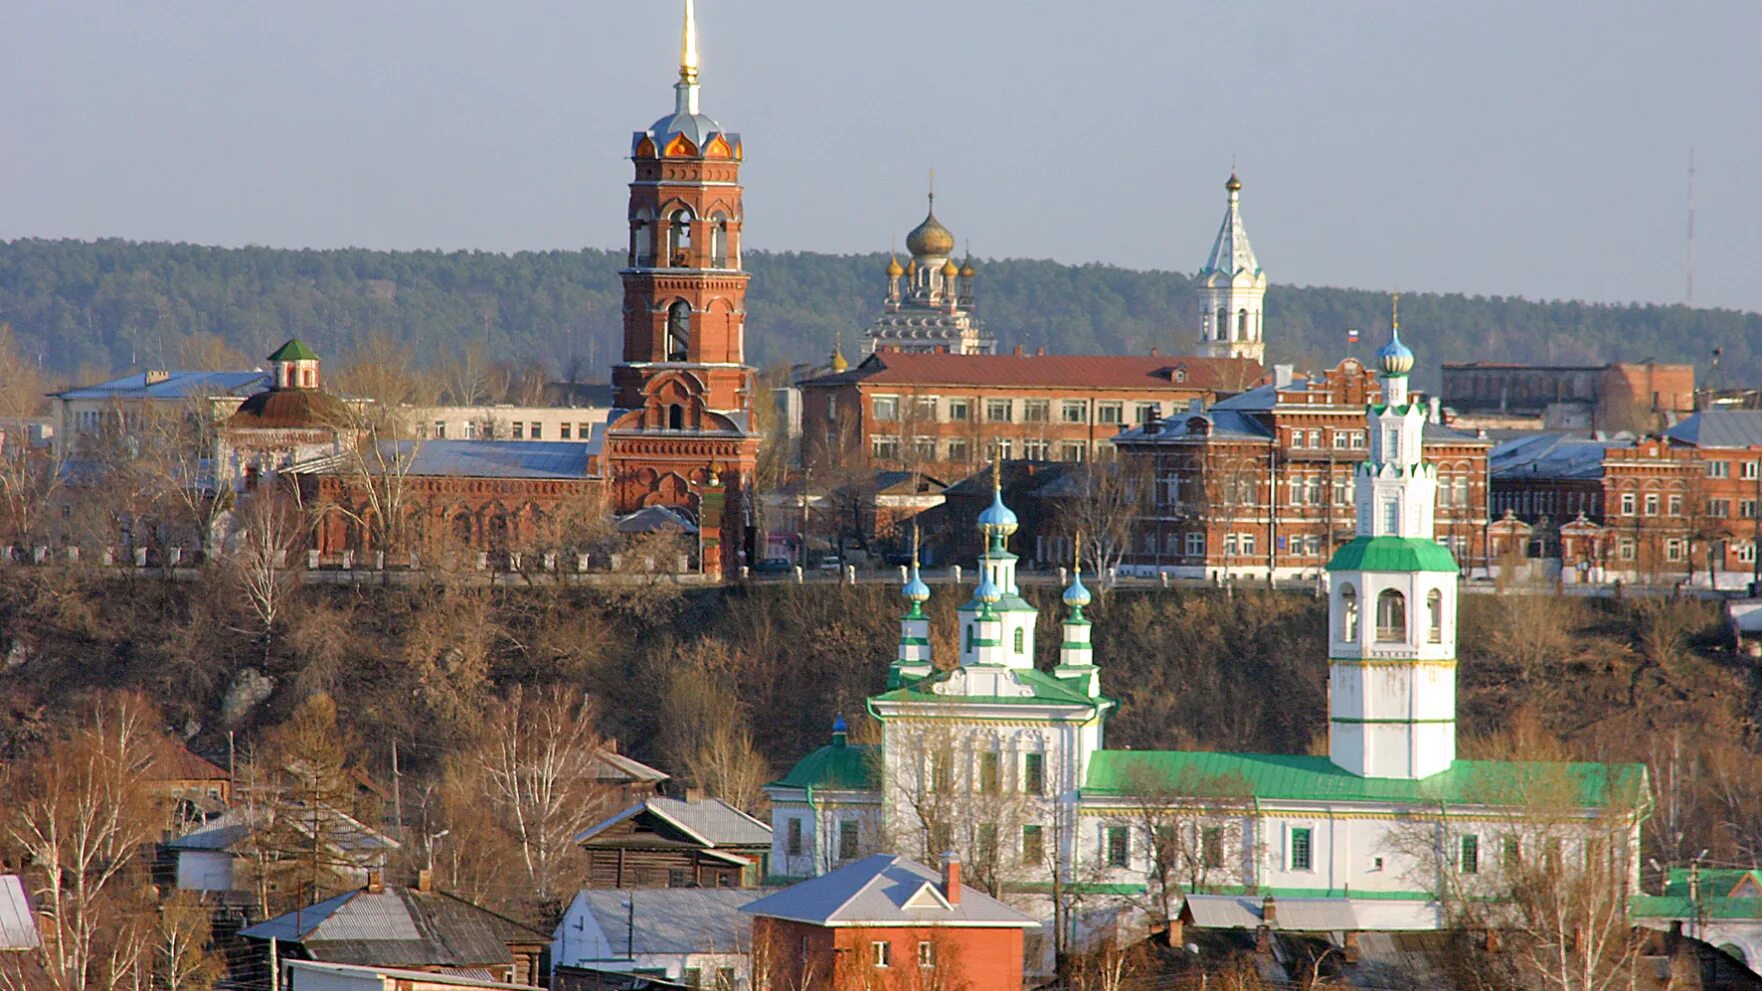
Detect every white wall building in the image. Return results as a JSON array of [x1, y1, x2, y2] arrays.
[[767, 325, 1645, 952], [1196, 173, 1268, 365], [552, 888, 768, 989]]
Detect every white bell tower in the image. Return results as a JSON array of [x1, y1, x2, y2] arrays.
[[1325, 308, 1458, 779], [1197, 173, 1268, 364]]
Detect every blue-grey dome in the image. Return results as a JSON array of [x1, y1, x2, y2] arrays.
[[903, 568, 931, 603], [973, 571, 1002, 604], [1378, 327, 1415, 376], [977, 490, 1019, 537], [1063, 573, 1092, 608]]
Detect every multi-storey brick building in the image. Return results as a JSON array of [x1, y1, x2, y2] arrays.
[[1441, 360, 1696, 433], [1112, 355, 1492, 579], [798, 348, 1263, 477], [1489, 410, 1762, 586]]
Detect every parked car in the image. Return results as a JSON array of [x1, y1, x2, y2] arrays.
[[816, 555, 845, 572], [753, 557, 794, 574]]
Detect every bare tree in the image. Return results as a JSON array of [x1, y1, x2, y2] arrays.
[[221, 490, 305, 661], [152, 894, 223, 991], [1, 692, 168, 991], [685, 720, 772, 818], [1055, 460, 1148, 581], [440, 686, 617, 921]]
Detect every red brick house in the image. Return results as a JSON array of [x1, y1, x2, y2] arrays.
[[798, 349, 1263, 477], [741, 853, 1036, 991], [1112, 359, 1492, 579]]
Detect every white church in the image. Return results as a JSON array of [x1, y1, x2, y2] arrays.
[[766, 328, 1645, 945]]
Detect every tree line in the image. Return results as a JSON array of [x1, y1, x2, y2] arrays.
[[3, 238, 1759, 393]]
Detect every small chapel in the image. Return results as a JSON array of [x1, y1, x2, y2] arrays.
[[767, 327, 1646, 948]]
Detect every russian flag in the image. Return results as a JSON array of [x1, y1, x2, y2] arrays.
[[1347, 328, 1360, 345]]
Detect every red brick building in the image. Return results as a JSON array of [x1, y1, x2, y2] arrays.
[[1442, 360, 1696, 433], [1112, 359, 1493, 578], [1489, 411, 1762, 586], [798, 349, 1263, 477], [599, 8, 759, 576], [742, 854, 1036, 991]]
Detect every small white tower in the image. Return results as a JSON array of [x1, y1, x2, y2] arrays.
[[890, 528, 934, 687], [1326, 306, 1457, 779], [955, 463, 1038, 669], [1197, 173, 1268, 365], [1053, 536, 1102, 698]]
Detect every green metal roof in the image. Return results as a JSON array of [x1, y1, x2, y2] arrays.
[[872, 668, 1104, 709], [1083, 750, 1645, 809], [1631, 894, 1762, 921], [1326, 536, 1459, 574], [267, 339, 320, 362], [770, 742, 878, 792]]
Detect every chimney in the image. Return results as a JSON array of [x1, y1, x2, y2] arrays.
[[366, 869, 384, 894], [144, 370, 171, 386], [1428, 396, 1442, 424], [940, 851, 962, 905], [1035, 346, 1046, 356], [1484, 929, 1501, 954], [1150, 346, 1161, 357], [1261, 893, 1278, 927], [1255, 924, 1271, 955], [1012, 344, 1024, 356], [1343, 930, 1361, 965], [417, 868, 433, 893]]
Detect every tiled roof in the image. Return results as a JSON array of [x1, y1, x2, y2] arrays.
[[240, 887, 547, 969], [573, 797, 770, 848], [1665, 410, 1762, 449], [52, 369, 270, 401], [1083, 750, 1646, 809], [1490, 433, 1629, 480], [803, 351, 1263, 392], [569, 888, 772, 956], [150, 743, 230, 782], [0, 876, 39, 951], [741, 854, 1037, 928]]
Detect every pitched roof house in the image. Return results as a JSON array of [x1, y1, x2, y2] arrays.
[[574, 798, 771, 889], [552, 887, 771, 989]]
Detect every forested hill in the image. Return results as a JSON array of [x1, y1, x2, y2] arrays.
[[3, 237, 1758, 391]]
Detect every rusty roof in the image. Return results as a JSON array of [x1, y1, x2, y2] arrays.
[[802, 351, 1264, 392], [149, 743, 230, 782]]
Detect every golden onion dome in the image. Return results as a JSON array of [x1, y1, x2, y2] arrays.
[[960, 257, 976, 278], [941, 258, 959, 278], [886, 254, 904, 278], [830, 346, 849, 373], [906, 209, 956, 258], [906, 259, 918, 277], [1226, 172, 1243, 193]]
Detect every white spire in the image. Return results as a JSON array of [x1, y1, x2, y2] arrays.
[[1202, 173, 1260, 279]]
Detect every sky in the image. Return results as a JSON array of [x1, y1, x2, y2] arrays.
[[3, 1, 1759, 313]]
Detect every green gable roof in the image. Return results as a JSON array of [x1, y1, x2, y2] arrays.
[[267, 339, 320, 362], [871, 667, 1103, 709], [770, 742, 878, 792], [1084, 750, 1645, 809], [1326, 536, 1459, 574]]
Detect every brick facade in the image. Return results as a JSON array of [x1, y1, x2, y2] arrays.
[[751, 916, 1024, 991]]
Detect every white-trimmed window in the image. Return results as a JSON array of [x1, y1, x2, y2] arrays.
[[1023, 399, 1050, 423], [1745, 461, 1760, 481], [1709, 461, 1731, 478], [947, 399, 970, 421], [1061, 401, 1088, 424], [1340, 584, 1359, 642], [985, 399, 1013, 422], [1620, 492, 1636, 515], [872, 941, 891, 968], [873, 396, 899, 422], [1740, 543, 1758, 564], [917, 941, 936, 968], [1097, 402, 1123, 425], [1619, 538, 1637, 561], [1289, 826, 1313, 871], [1186, 532, 1205, 558], [1666, 538, 1686, 562], [872, 435, 900, 461]]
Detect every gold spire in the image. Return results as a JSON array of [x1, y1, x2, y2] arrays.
[[911, 524, 921, 569], [992, 456, 1002, 492], [1391, 291, 1400, 332], [1073, 532, 1082, 577], [679, 0, 700, 84]]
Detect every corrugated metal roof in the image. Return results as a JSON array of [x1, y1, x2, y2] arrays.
[[0, 876, 39, 950], [241, 887, 548, 969], [52, 369, 269, 401], [1083, 750, 1645, 808], [741, 854, 1037, 928], [804, 351, 1263, 392], [646, 798, 771, 847], [577, 888, 771, 955], [590, 750, 669, 784], [1490, 433, 1628, 480], [405, 440, 591, 479], [769, 742, 879, 792], [1184, 894, 1362, 931], [284, 960, 534, 990], [149, 743, 230, 782], [1665, 410, 1762, 449]]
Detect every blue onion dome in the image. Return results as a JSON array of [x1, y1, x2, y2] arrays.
[[1063, 571, 1092, 609], [977, 490, 1019, 538], [1378, 327, 1415, 376], [974, 571, 1002, 605], [903, 568, 932, 603]]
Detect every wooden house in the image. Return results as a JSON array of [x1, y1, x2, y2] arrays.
[[574, 798, 771, 889]]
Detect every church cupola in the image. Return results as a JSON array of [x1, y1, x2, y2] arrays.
[[1376, 296, 1416, 406], [892, 528, 934, 686], [1197, 171, 1268, 365], [956, 464, 1038, 670], [267, 339, 320, 391], [1053, 536, 1102, 697]]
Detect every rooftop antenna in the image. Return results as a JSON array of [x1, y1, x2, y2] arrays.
[[1687, 146, 1696, 306]]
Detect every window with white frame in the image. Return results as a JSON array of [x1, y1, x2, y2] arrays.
[[1620, 492, 1636, 515], [985, 399, 1013, 422], [872, 941, 891, 968], [1666, 538, 1686, 562], [1740, 543, 1757, 564], [1619, 538, 1636, 561], [947, 399, 970, 421], [872, 396, 899, 421], [1745, 461, 1760, 481], [1709, 461, 1731, 478], [1289, 827, 1313, 871], [1023, 400, 1050, 423], [872, 435, 900, 460], [1186, 532, 1205, 557], [1097, 402, 1123, 425], [1023, 439, 1050, 460], [1061, 401, 1088, 424]]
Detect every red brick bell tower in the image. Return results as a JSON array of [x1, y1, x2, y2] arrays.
[[603, 0, 759, 576]]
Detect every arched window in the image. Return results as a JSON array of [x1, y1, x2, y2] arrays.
[[668, 404, 684, 431], [666, 301, 691, 361], [1376, 589, 1407, 642], [1013, 628, 1025, 654], [667, 209, 694, 266], [1340, 584, 1358, 642], [1216, 307, 1227, 340], [709, 213, 729, 268], [1237, 309, 1249, 339], [1427, 588, 1443, 643]]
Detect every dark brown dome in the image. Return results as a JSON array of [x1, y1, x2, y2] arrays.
[[229, 388, 349, 429]]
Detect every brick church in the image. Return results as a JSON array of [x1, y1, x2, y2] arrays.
[[599, 0, 760, 575]]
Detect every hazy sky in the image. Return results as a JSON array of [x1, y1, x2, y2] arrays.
[[4, 1, 1759, 312]]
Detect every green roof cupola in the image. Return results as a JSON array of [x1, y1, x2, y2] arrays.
[[267, 338, 321, 391]]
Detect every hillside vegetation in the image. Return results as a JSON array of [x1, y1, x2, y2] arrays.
[[3, 239, 1759, 391], [0, 572, 1756, 880]]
